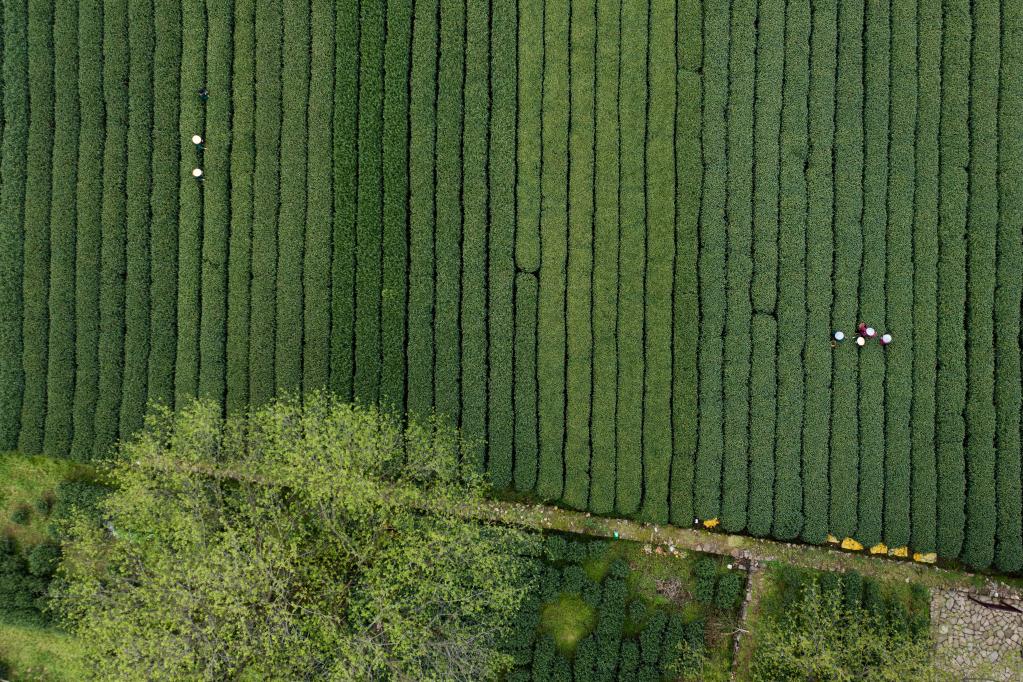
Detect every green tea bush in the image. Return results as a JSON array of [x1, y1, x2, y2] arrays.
[[532, 635, 556, 681], [617, 640, 639, 681], [17, 0, 55, 455], [562, 565, 587, 594], [608, 558, 629, 580], [564, 541, 588, 565], [0, 0, 29, 451], [551, 651, 572, 682], [574, 635, 596, 680], [596, 578, 626, 639], [563, 0, 596, 512], [513, 274, 539, 491], [514, 0, 541, 274], [27, 542, 60, 578], [627, 599, 647, 625], [801, 0, 837, 545], [841, 570, 863, 610], [148, 0, 182, 410], [353, 0, 387, 404], [42, 0, 81, 457], [935, 0, 970, 561], [694, 0, 728, 524], [614, 0, 646, 518], [693, 558, 717, 604], [545, 535, 567, 562], [197, 0, 233, 405], [639, 611, 666, 664], [119, 0, 154, 440], [487, 0, 517, 491], [582, 581, 602, 609], [589, 0, 621, 518], [715, 571, 745, 610], [246, 0, 282, 407], [994, 0, 1023, 573], [174, 0, 208, 405], [378, 0, 411, 412], [11, 504, 31, 525], [331, 0, 359, 401]]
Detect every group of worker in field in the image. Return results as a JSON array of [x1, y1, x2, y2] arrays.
[[832, 322, 892, 348]]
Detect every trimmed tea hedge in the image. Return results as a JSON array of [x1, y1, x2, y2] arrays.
[[3, 0, 1021, 572]]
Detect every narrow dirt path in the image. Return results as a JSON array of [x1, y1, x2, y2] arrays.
[[472, 499, 1023, 598]]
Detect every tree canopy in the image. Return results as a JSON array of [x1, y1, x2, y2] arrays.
[[53, 395, 538, 681]]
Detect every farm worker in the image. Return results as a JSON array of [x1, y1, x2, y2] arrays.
[[880, 333, 892, 346], [198, 87, 208, 102], [192, 167, 204, 182], [856, 336, 866, 347], [192, 134, 204, 151], [866, 326, 877, 339], [857, 322, 867, 336]]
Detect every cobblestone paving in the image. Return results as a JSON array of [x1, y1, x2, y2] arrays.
[[932, 589, 1023, 681]]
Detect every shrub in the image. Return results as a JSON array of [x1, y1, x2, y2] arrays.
[[818, 571, 842, 601], [659, 613, 686, 669], [596, 578, 627, 639], [246, 0, 282, 407], [935, 0, 970, 561], [276, 0, 310, 394], [53, 479, 110, 526], [683, 618, 705, 649], [565, 541, 588, 565], [801, 0, 837, 545], [27, 542, 60, 578], [507, 669, 530, 682], [748, 315, 776, 537], [514, 274, 539, 491], [841, 571, 863, 610], [11, 504, 31, 525], [582, 581, 602, 609], [515, 0, 541, 274], [174, 0, 208, 406], [545, 535, 567, 562], [148, 0, 182, 410], [17, 0, 56, 455], [0, 0, 29, 451], [197, 0, 233, 405], [70, 0, 103, 458], [695, 0, 728, 523], [608, 558, 630, 580], [563, 0, 596, 511], [532, 635, 556, 681], [94, 0, 128, 458], [41, 0, 81, 457], [715, 571, 745, 611], [589, 0, 620, 518], [487, 0, 516, 491], [562, 565, 587, 595], [332, 0, 359, 401], [614, 0, 646, 518], [540, 566, 563, 601], [993, 0, 1023, 573], [671, 0, 701, 529], [574, 635, 596, 681], [0, 556, 47, 624], [119, 0, 155, 440], [639, 610, 666, 664], [617, 640, 639, 681], [627, 599, 647, 625], [551, 651, 572, 682], [587, 540, 608, 560], [378, 0, 411, 412], [693, 558, 717, 604]]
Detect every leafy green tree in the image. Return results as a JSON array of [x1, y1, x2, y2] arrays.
[[751, 580, 952, 681], [53, 395, 538, 681]]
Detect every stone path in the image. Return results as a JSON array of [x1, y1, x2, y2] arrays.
[[473, 499, 1023, 598], [932, 589, 1023, 681]]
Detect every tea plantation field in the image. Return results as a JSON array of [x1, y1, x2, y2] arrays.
[[1, 0, 1021, 571]]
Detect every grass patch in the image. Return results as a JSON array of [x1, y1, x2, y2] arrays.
[[0, 452, 88, 547], [540, 593, 595, 655], [0, 621, 86, 680]]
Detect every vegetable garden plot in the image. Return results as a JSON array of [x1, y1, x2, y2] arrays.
[[1, 0, 1022, 573]]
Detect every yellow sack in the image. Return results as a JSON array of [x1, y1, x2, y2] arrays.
[[888, 546, 909, 558], [912, 552, 937, 564], [869, 543, 888, 555], [703, 518, 720, 529], [841, 537, 864, 551], [827, 534, 840, 544]]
